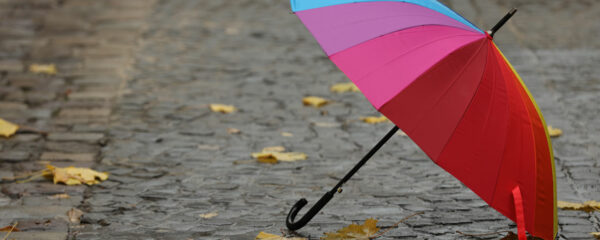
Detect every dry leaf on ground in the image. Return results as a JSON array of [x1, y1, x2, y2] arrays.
[[0, 224, 19, 232], [209, 104, 236, 113], [227, 128, 241, 134], [557, 200, 600, 212], [330, 82, 359, 93], [48, 193, 71, 199], [322, 218, 380, 240], [360, 115, 389, 124], [44, 165, 108, 186], [252, 146, 307, 164], [547, 125, 562, 137], [67, 208, 83, 223], [0, 118, 19, 138], [302, 96, 329, 108], [199, 212, 218, 219], [591, 232, 600, 239], [255, 232, 306, 240], [29, 64, 57, 75]]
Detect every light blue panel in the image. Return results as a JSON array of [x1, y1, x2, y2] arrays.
[[290, 0, 482, 33]]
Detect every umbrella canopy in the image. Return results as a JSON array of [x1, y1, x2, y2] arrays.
[[292, 0, 557, 239]]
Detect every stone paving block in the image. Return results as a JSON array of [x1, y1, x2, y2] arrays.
[[0, 205, 72, 219], [0, 59, 23, 72], [40, 152, 96, 162], [47, 132, 104, 142], [68, 91, 115, 101], [2, 232, 67, 240], [0, 101, 28, 110], [0, 151, 31, 162], [58, 108, 111, 118]]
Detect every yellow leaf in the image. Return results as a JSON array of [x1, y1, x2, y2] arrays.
[[210, 104, 236, 113], [29, 64, 57, 75], [557, 200, 600, 212], [0, 118, 19, 138], [67, 208, 83, 223], [547, 125, 562, 137], [271, 152, 306, 162], [360, 115, 389, 124], [322, 218, 380, 240], [256, 232, 306, 240], [48, 193, 71, 199], [46, 165, 109, 186], [591, 232, 600, 239], [199, 212, 218, 219], [302, 96, 329, 108], [262, 146, 286, 153], [252, 148, 307, 164], [330, 82, 359, 93], [228, 128, 241, 134]]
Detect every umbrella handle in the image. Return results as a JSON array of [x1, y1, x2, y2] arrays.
[[285, 126, 400, 231], [286, 191, 335, 230]]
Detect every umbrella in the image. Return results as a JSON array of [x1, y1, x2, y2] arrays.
[[285, 1, 557, 239]]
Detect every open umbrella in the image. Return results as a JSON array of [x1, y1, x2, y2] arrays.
[[285, 1, 557, 239]]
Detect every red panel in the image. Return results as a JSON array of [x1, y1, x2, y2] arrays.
[[380, 37, 487, 160], [435, 40, 509, 203], [509, 59, 555, 240], [490, 46, 537, 233]]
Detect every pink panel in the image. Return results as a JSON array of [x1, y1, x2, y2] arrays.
[[297, 1, 479, 55], [379, 37, 488, 160], [330, 25, 483, 109]]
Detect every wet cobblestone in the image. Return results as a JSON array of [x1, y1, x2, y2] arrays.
[[1, 0, 600, 239]]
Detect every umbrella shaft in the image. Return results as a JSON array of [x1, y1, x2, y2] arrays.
[[489, 8, 517, 37], [332, 126, 399, 192]]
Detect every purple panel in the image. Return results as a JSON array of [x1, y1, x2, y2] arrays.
[[297, 1, 481, 56]]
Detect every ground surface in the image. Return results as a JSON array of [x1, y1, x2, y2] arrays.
[[1, 0, 599, 239]]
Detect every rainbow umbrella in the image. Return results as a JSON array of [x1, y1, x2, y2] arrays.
[[285, 1, 557, 239]]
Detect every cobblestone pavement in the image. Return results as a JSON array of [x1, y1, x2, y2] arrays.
[[1, 0, 599, 239]]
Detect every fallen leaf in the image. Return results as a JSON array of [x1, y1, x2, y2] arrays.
[[322, 218, 380, 240], [48, 193, 71, 199], [396, 130, 407, 136], [302, 96, 329, 108], [252, 147, 307, 164], [252, 152, 278, 164], [281, 132, 294, 137], [360, 115, 389, 124], [199, 212, 218, 219], [262, 146, 286, 153], [557, 200, 600, 212], [255, 232, 306, 240], [209, 104, 236, 113], [547, 125, 562, 137], [227, 128, 241, 134], [67, 208, 84, 223], [0, 118, 19, 138], [0, 224, 20, 232], [44, 165, 109, 186], [29, 64, 57, 75], [272, 152, 307, 162], [591, 232, 600, 239], [330, 82, 359, 93]]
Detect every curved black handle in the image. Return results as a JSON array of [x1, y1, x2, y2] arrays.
[[286, 191, 335, 231]]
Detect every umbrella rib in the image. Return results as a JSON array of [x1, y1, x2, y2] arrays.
[[345, 32, 483, 82], [405, 38, 487, 140]]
